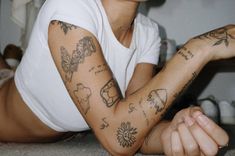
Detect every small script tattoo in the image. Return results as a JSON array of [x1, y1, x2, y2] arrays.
[[194, 27, 235, 47], [117, 122, 138, 148], [147, 89, 168, 114], [89, 64, 108, 76], [51, 20, 78, 35], [73, 83, 92, 115], [100, 78, 121, 107], [174, 72, 197, 98], [61, 36, 96, 82], [128, 103, 137, 114], [177, 46, 194, 61], [100, 117, 109, 130]]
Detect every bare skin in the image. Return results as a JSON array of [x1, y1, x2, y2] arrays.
[[0, 0, 234, 155]]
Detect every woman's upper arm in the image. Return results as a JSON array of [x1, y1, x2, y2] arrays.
[[48, 21, 121, 132], [126, 63, 156, 96]]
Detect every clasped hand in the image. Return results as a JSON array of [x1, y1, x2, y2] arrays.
[[161, 107, 229, 156]]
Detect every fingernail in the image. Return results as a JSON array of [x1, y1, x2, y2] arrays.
[[192, 111, 203, 119], [196, 114, 209, 126], [184, 116, 195, 127]]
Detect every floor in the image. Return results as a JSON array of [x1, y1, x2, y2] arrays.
[[0, 125, 234, 156]]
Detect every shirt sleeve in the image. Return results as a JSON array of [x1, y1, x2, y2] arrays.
[[137, 23, 161, 65], [49, 0, 97, 37]]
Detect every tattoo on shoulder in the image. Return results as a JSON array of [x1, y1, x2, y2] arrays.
[[100, 78, 121, 107], [177, 46, 194, 61], [194, 27, 235, 47], [100, 117, 110, 130], [61, 36, 96, 82], [51, 20, 78, 35], [147, 89, 168, 114], [73, 83, 92, 115], [117, 122, 138, 148]]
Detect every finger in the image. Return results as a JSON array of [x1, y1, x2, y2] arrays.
[[161, 127, 173, 156], [171, 131, 184, 156], [178, 122, 200, 156], [192, 111, 229, 147], [189, 122, 219, 156]]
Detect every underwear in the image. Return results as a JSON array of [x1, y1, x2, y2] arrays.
[[0, 69, 14, 88]]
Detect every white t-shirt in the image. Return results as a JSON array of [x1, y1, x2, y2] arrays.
[[15, 0, 161, 132]]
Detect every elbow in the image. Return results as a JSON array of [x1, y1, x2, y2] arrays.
[[101, 135, 141, 156]]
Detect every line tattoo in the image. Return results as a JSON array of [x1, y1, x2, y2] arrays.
[[117, 122, 138, 148], [61, 36, 96, 82], [177, 46, 194, 61], [73, 83, 92, 115], [194, 27, 235, 47], [88, 64, 109, 76], [174, 72, 197, 98], [51, 20, 78, 35], [138, 99, 150, 126], [128, 103, 137, 114], [100, 117, 109, 130], [100, 78, 121, 107], [147, 89, 168, 114]]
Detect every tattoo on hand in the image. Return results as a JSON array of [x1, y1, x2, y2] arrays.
[[61, 36, 96, 82], [117, 122, 138, 148], [147, 89, 168, 114], [100, 78, 121, 107], [194, 27, 235, 47], [73, 83, 92, 115], [51, 20, 78, 35], [177, 46, 194, 61], [100, 117, 109, 130]]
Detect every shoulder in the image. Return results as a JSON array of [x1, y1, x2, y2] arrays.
[[135, 13, 159, 32]]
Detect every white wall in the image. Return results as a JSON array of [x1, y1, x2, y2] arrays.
[[0, 0, 21, 53], [144, 0, 235, 45]]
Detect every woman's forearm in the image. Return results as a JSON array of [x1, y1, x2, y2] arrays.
[[102, 40, 212, 155]]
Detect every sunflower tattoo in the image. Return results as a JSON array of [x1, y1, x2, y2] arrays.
[[117, 122, 138, 148]]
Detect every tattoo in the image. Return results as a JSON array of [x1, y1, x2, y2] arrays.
[[100, 117, 109, 130], [147, 89, 168, 114], [89, 64, 109, 75], [138, 99, 150, 127], [100, 78, 121, 107], [194, 27, 235, 47], [61, 36, 96, 82], [177, 46, 194, 61], [51, 20, 78, 35], [73, 83, 92, 115], [117, 122, 138, 148], [174, 72, 197, 98], [128, 103, 137, 114]]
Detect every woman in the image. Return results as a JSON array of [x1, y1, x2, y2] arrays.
[[0, 0, 234, 155]]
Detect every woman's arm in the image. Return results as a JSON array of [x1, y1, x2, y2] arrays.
[[48, 21, 235, 156], [125, 63, 156, 97]]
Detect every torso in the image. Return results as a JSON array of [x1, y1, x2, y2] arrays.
[[0, 79, 63, 143]]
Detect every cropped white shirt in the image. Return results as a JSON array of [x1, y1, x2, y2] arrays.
[[15, 0, 161, 132]]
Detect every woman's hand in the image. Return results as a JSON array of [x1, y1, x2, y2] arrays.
[[190, 24, 235, 61], [161, 107, 229, 156]]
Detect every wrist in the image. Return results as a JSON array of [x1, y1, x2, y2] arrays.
[[185, 39, 213, 64]]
